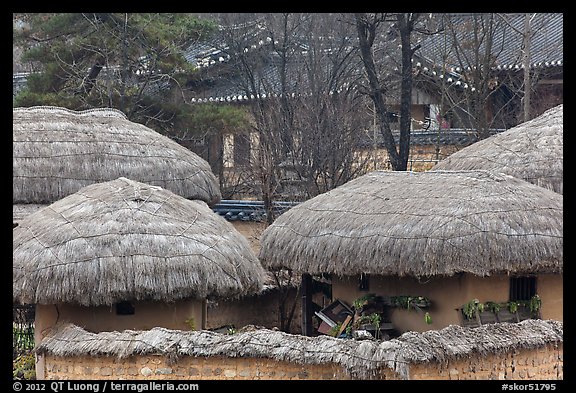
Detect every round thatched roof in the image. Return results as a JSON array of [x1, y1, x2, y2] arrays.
[[13, 177, 267, 306], [432, 104, 563, 194], [258, 170, 563, 277], [13, 106, 221, 205]]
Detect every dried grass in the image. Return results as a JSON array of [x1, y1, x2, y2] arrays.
[[13, 177, 266, 305], [259, 170, 563, 277], [432, 104, 563, 194], [13, 106, 221, 205], [36, 319, 563, 380]]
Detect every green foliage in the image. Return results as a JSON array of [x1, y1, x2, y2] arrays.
[[345, 323, 353, 337], [462, 298, 483, 320], [390, 295, 432, 324], [13, 327, 34, 351], [352, 293, 376, 312], [14, 89, 81, 109], [184, 317, 195, 330], [484, 301, 501, 314], [353, 312, 381, 329], [391, 295, 431, 310], [13, 13, 221, 139], [13, 352, 36, 380], [461, 294, 542, 320], [529, 294, 542, 315], [186, 104, 251, 135], [353, 312, 382, 339], [328, 321, 343, 337]]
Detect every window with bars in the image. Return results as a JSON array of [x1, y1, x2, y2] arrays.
[[509, 276, 537, 301]]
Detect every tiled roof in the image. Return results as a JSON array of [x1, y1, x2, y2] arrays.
[[184, 20, 269, 69], [212, 199, 299, 222], [357, 128, 505, 149], [416, 13, 563, 71], [12, 72, 29, 97], [14, 14, 562, 104], [187, 56, 335, 103]]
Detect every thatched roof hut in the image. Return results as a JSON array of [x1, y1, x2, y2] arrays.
[[13, 177, 267, 306], [258, 170, 563, 277], [432, 104, 563, 194], [13, 106, 221, 206], [36, 319, 563, 380]]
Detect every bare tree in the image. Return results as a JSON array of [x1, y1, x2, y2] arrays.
[[213, 12, 373, 332], [353, 13, 428, 171], [414, 13, 562, 138], [497, 13, 562, 123], [284, 14, 372, 196], [216, 13, 373, 203]]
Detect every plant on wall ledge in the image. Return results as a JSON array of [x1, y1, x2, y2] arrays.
[[462, 298, 484, 320], [484, 301, 501, 314], [353, 312, 382, 338], [461, 294, 542, 321], [390, 295, 433, 324], [184, 317, 196, 330], [352, 293, 377, 313], [529, 294, 542, 316], [508, 300, 518, 313], [328, 321, 344, 337], [391, 295, 431, 310]]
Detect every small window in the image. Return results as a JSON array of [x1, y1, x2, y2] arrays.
[[509, 276, 537, 301], [116, 301, 135, 315], [359, 273, 370, 292]]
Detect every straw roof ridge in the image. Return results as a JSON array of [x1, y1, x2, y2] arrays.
[[13, 105, 128, 118], [36, 319, 563, 380], [13, 106, 221, 205], [432, 104, 563, 194], [258, 170, 563, 277], [13, 204, 46, 224], [13, 177, 267, 305]]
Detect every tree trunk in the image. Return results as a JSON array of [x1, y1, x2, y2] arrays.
[[354, 13, 402, 170], [396, 13, 420, 171], [76, 59, 104, 96], [522, 13, 532, 122]]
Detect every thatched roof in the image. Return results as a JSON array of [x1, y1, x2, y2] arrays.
[[258, 170, 562, 277], [432, 104, 563, 194], [13, 204, 45, 226], [13, 106, 221, 205], [13, 177, 267, 306], [36, 319, 563, 380]]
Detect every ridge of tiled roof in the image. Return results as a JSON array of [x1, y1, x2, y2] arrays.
[[212, 199, 299, 222], [416, 13, 563, 71]]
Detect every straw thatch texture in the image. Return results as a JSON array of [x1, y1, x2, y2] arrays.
[[13, 106, 221, 205], [36, 319, 563, 380], [13, 177, 267, 306], [13, 204, 45, 225], [432, 104, 563, 194], [258, 170, 562, 277]]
